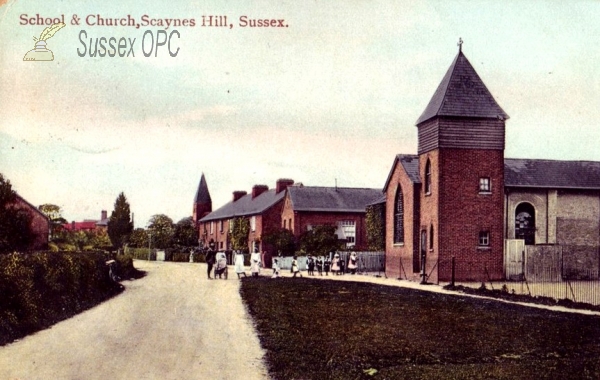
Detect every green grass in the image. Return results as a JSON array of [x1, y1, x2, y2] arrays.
[[240, 278, 600, 380]]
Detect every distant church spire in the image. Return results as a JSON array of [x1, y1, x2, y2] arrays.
[[193, 173, 212, 225]]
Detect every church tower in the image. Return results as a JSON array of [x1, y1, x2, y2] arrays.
[[192, 173, 212, 226], [416, 41, 509, 282]]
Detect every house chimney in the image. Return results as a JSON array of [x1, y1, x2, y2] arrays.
[[101, 210, 107, 220], [251, 185, 269, 199], [233, 191, 247, 202], [276, 178, 294, 194]]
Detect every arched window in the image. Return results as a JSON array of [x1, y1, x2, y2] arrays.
[[515, 202, 535, 245], [394, 186, 404, 244], [429, 225, 434, 250], [425, 159, 432, 194]]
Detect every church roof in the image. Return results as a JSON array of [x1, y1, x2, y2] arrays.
[[194, 173, 212, 204], [505, 158, 600, 190], [287, 186, 383, 213], [416, 49, 509, 125], [199, 188, 284, 222], [383, 154, 421, 192]]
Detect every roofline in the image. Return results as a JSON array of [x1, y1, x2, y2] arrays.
[[383, 154, 420, 192], [199, 194, 285, 222], [293, 208, 368, 213], [14, 193, 50, 221], [505, 185, 600, 191]]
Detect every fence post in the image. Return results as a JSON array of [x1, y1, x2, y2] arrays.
[[451, 256, 455, 287]]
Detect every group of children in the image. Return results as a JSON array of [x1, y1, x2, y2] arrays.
[[233, 251, 360, 279]]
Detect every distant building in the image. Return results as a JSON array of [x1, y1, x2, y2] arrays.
[[198, 179, 294, 267], [12, 194, 50, 250], [281, 185, 383, 249], [63, 210, 109, 232]]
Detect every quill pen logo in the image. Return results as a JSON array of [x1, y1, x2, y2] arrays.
[[23, 22, 65, 61]]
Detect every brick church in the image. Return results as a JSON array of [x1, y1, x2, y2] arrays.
[[384, 43, 600, 283]]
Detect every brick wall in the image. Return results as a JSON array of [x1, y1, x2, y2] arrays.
[[438, 148, 504, 281]]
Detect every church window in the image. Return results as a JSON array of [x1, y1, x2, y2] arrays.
[[429, 225, 434, 250], [394, 186, 404, 244], [425, 160, 432, 195], [515, 203, 535, 245]]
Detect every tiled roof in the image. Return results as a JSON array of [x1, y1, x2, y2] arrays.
[[505, 158, 600, 189], [200, 189, 285, 222], [194, 173, 212, 204], [416, 50, 509, 125], [383, 154, 420, 191], [367, 195, 386, 206], [288, 186, 383, 213]]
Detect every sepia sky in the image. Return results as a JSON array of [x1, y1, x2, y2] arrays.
[[1, 0, 599, 227]]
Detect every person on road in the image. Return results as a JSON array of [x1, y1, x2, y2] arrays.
[[250, 248, 261, 277], [324, 256, 331, 276], [205, 249, 216, 279], [291, 256, 302, 278], [234, 250, 247, 279], [307, 254, 315, 276], [331, 253, 341, 275], [272, 258, 280, 278], [348, 252, 358, 274], [316, 256, 323, 276]]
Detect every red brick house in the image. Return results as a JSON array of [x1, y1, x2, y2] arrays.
[[198, 179, 294, 266], [281, 185, 383, 249], [63, 210, 109, 232], [13, 194, 50, 250]]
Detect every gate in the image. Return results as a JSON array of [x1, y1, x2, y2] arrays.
[[504, 239, 525, 280]]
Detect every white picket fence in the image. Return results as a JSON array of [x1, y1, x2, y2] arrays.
[[276, 251, 385, 273]]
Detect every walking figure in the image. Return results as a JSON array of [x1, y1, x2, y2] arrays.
[[316, 256, 323, 276], [324, 256, 331, 276], [292, 256, 302, 278], [307, 255, 315, 276]]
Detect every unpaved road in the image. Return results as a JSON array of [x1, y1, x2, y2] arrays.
[[0, 261, 269, 380]]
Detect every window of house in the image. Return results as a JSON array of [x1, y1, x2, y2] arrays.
[[394, 186, 404, 244], [219, 241, 223, 249], [251, 216, 256, 232], [479, 231, 490, 247], [425, 159, 432, 195], [220, 220, 224, 232], [210, 221, 214, 234], [289, 218, 292, 230], [479, 177, 491, 193], [337, 220, 356, 248], [283, 219, 287, 229]]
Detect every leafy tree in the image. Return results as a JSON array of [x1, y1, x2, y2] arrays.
[[229, 217, 250, 251], [173, 217, 198, 248], [262, 228, 297, 256], [87, 229, 112, 250], [299, 224, 342, 257], [38, 203, 67, 241], [128, 228, 149, 248], [0, 173, 34, 253], [366, 203, 385, 251], [148, 214, 174, 249], [107, 192, 134, 249]]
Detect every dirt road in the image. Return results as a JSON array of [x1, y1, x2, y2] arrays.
[[0, 261, 269, 380]]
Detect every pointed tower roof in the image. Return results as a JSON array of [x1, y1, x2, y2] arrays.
[[194, 173, 212, 204], [416, 44, 509, 125]]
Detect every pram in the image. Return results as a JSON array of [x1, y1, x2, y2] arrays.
[[214, 252, 228, 279]]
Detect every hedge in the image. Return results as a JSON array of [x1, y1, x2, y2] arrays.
[[0, 251, 125, 346]]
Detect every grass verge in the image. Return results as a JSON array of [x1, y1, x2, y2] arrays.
[[240, 277, 600, 380]]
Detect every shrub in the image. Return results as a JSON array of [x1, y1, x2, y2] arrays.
[[0, 251, 123, 346]]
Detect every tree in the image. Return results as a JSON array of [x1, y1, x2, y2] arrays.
[[38, 203, 67, 241], [107, 192, 134, 249], [128, 228, 149, 248], [366, 203, 385, 251], [229, 217, 250, 251], [0, 173, 34, 253], [299, 225, 342, 257], [147, 214, 174, 249], [262, 228, 297, 256], [173, 217, 198, 248]]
